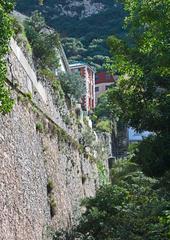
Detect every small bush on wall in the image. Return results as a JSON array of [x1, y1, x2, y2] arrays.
[[0, 0, 15, 114], [47, 178, 57, 218], [36, 121, 44, 133]]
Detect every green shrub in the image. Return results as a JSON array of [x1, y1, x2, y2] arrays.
[[97, 161, 108, 186], [39, 68, 65, 100], [80, 128, 96, 148], [96, 120, 111, 133], [49, 195, 57, 218], [52, 80, 64, 99], [47, 179, 54, 194], [58, 72, 85, 101], [39, 68, 56, 81], [73, 160, 169, 240], [36, 122, 44, 133], [17, 94, 24, 102], [0, 1, 15, 114], [17, 92, 32, 106], [12, 17, 24, 36], [131, 134, 170, 177], [63, 114, 71, 125], [24, 11, 60, 69], [23, 92, 32, 100], [47, 178, 56, 218]]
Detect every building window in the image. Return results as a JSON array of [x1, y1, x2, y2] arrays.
[[95, 87, 99, 92]]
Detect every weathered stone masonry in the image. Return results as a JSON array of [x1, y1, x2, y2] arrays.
[[0, 40, 110, 240]]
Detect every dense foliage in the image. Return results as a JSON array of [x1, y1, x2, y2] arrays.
[[16, 0, 124, 41], [91, 91, 115, 133], [105, 0, 170, 176], [58, 72, 85, 101], [23, 11, 86, 104], [106, 0, 170, 133], [24, 11, 60, 69], [0, 0, 15, 113], [93, 91, 116, 121], [15, 0, 125, 69], [53, 159, 170, 240], [92, 90, 127, 157], [132, 134, 170, 177], [75, 161, 170, 240], [62, 38, 109, 70]]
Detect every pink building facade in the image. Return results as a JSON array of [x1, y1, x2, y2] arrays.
[[70, 63, 96, 112]]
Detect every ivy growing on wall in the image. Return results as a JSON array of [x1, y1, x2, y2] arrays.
[[0, 0, 15, 114]]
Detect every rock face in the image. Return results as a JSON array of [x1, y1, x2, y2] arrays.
[[0, 103, 99, 239], [0, 103, 50, 240], [16, 0, 123, 21], [16, 0, 124, 42], [0, 40, 110, 239], [16, 0, 107, 19], [56, 0, 105, 18]]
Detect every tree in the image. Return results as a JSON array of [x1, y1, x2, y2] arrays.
[[94, 91, 116, 120], [131, 134, 170, 177], [58, 72, 86, 101], [106, 0, 170, 134], [105, 0, 170, 176], [24, 11, 60, 69], [61, 37, 109, 70], [59, 159, 170, 240], [62, 38, 87, 58], [0, 0, 15, 114], [93, 90, 127, 158]]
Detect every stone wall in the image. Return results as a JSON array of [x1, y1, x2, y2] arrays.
[[7, 40, 81, 140], [0, 102, 50, 240], [0, 100, 99, 240], [0, 41, 110, 239]]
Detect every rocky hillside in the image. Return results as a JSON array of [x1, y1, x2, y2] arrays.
[[42, 0, 106, 19], [16, 0, 125, 71], [16, 0, 124, 41]]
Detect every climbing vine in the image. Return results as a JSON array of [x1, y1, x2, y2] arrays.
[[0, 0, 15, 114]]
